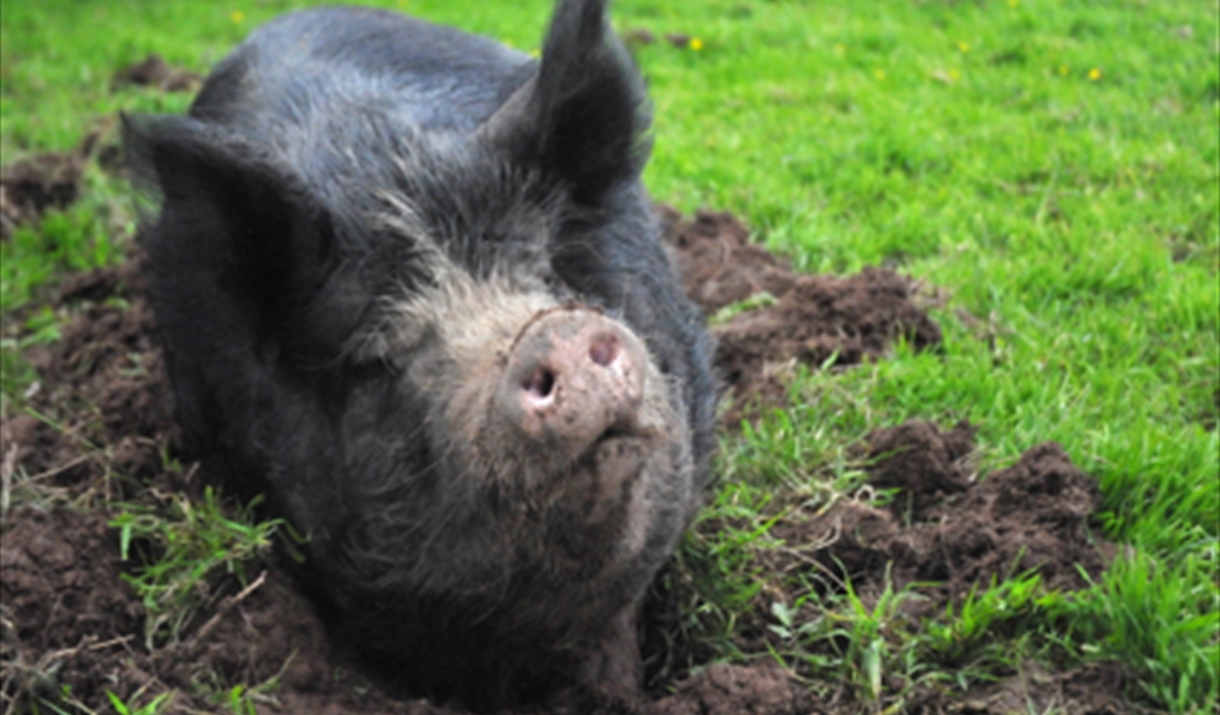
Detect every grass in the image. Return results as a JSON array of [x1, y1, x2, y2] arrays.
[[2, 0, 1217, 712], [111, 487, 285, 649]]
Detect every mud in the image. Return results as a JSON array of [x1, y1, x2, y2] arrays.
[[112, 54, 203, 93], [1, 208, 1138, 714], [657, 206, 942, 424]]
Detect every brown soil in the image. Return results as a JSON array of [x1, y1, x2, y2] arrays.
[[908, 660, 1140, 715], [0, 144, 89, 240], [789, 421, 1112, 613], [0, 208, 1136, 714], [657, 206, 943, 425], [112, 54, 203, 93]]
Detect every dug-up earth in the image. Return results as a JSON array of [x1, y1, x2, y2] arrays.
[[2, 146, 1133, 715]]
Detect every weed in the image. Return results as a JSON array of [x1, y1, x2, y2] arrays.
[[105, 691, 172, 715], [111, 487, 285, 649]]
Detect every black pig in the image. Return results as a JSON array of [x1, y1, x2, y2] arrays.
[[125, 0, 716, 709]]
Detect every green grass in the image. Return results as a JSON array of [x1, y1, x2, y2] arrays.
[[112, 487, 286, 649], [2, 0, 1217, 712]]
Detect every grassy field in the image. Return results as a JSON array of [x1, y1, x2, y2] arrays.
[[2, 0, 1217, 712]]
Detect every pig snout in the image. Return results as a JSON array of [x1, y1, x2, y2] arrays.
[[498, 309, 649, 455]]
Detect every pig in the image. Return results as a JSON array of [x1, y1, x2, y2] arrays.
[[123, 0, 717, 710]]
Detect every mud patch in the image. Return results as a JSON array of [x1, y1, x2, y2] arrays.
[[0, 138, 92, 239], [657, 206, 942, 424], [112, 54, 203, 93]]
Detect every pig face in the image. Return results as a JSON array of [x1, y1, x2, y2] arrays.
[[126, 0, 718, 708]]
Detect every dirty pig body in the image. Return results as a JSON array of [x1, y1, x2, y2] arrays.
[[125, 0, 716, 709]]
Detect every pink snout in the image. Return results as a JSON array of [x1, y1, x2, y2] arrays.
[[498, 308, 648, 456]]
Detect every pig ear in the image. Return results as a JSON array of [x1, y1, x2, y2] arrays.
[[123, 114, 342, 346], [480, 0, 650, 206]]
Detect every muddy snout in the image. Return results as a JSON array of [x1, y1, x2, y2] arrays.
[[498, 309, 649, 456]]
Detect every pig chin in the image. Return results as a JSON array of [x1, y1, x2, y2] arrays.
[[531, 365, 680, 523]]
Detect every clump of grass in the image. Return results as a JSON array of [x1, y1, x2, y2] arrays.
[[111, 487, 285, 649], [1043, 549, 1220, 712], [0, 185, 127, 312], [105, 691, 173, 715], [1, 306, 67, 417]]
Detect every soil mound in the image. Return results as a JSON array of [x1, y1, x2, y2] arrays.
[[112, 54, 202, 93], [0, 143, 89, 239], [2, 259, 168, 494], [1, 508, 145, 708], [657, 206, 942, 424], [785, 421, 1110, 614]]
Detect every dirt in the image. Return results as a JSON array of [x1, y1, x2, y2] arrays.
[[0, 207, 1139, 714], [0, 61, 188, 238], [782, 421, 1112, 613], [908, 660, 1140, 715], [656, 206, 943, 425], [0, 142, 89, 240], [112, 54, 203, 93]]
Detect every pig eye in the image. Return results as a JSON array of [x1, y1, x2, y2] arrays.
[[525, 367, 556, 399]]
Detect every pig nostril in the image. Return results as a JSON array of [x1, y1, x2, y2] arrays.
[[589, 335, 619, 367], [525, 368, 556, 400]]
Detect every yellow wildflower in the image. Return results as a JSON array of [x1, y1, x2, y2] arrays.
[[689, 37, 704, 51], [1088, 67, 1102, 81], [874, 69, 886, 80], [958, 41, 970, 52], [231, 10, 245, 23]]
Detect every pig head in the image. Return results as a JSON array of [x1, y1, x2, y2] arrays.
[[125, 0, 717, 709]]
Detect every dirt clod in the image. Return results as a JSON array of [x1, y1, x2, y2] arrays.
[[658, 205, 942, 424], [865, 420, 977, 520], [788, 422, 1110, 614], [112, 53, 203, 93], [658, 206, 796, 315], [0, 147, 87, 239]]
